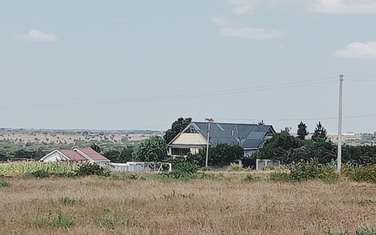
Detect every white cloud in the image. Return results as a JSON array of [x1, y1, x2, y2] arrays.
[[229, 0, 254, 15], [313, 0, 376, 14], [227, 0, 376, 15], [228, 0, 299, 15], [17, 30, 58, 43], [335, 41, 376, 58], [212, 17, 282, 40]]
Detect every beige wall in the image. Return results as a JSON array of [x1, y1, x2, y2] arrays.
[[172, 133, 207, 145]]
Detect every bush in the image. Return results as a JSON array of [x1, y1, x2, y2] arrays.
[[31, 169, 50, 178], [166, 161, 198, 179], [75, 164, 110, 177], [344, 165, 376, 184], [269, 160, 339, 183], [0, 179, 9, 188], [49, 213, 75, 229], [289, 160, 338, 182]]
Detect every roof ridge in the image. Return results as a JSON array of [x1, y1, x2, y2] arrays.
[[192, 121, 272, 127]]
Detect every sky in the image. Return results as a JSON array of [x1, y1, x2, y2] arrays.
[[1, 0, 376, 133]]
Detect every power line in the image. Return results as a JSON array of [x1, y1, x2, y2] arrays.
[[217, 113, 376, 123], [0, 78, 339, 108]]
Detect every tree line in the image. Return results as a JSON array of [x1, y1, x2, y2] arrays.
[[2, 118, 375, 167], [257, 121, 376, 165]]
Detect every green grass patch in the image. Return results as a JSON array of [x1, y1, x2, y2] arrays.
[[60, 197, 77, 206], [97, 210, 127, 230], [34, 212, 75, 230], [50, 213, 75, 229], [0, 179, 9, 188], [328, 225, 376, 235]]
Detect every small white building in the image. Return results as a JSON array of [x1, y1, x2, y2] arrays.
[[40, 147, 110, 167]]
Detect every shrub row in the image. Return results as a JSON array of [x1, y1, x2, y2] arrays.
[[0, 162, 109, 178], [270, 160, 376, 184], [269, 160, 338, 183], [343, 165, 376, 184]]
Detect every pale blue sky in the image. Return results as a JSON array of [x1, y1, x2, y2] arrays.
[[1, 0, 376, 132]]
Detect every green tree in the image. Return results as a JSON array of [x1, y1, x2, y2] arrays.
[[164, 117, 192, 144], [312, 122, 327, 142], [297, 121, 309, 140], [136, 136, 167, 162], [103, 149, 121, 163], [119, 146, 135, 162], [191, 144, 244, 167], [0, 150, 7, 162], [103, 146, 135, 163], [209, 144, 244, 167], [90, 143, 102, 153], [288, 141, 336, 164], [256, 131, 303, 164], [32, 148, 46, 160]]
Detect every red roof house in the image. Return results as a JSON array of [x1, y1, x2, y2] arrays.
[[40, 147, 110, 166]]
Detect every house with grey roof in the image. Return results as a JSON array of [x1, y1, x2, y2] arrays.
[[168, 121, 275, 157]]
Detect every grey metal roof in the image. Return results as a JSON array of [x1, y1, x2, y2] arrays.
[[191, 122, 275, 149]]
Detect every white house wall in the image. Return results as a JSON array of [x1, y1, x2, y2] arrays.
[[172, 133, 207, 145], [41, 152, 67, 162]]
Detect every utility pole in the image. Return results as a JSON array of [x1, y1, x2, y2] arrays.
[[205, 118, 214, 168], [337, 74, 344, 173]]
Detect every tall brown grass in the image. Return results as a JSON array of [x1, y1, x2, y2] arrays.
[[0, 177, 375, 234]]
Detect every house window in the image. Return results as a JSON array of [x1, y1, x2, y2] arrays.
[[171, 148, 190, 156]]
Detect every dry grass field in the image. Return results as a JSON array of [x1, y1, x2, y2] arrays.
[[0, 177, 376, 235]]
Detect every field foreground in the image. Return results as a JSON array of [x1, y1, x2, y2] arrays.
[[0, 177, 376, 235]]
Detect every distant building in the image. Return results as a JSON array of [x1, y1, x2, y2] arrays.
[[168, 121, 275, 157], [305, 132, 376, 146], [40, 147, 110, 167], [327, 133, 361, 145]]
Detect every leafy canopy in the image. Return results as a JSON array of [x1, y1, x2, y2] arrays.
[[189, 144, 244, 167], [136, 136, 167, 162], [164, 117, 192, 143]]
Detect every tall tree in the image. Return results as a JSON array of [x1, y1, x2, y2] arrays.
[[164, 117, 192, 143], [297, 121, 308, 140], [136, 136, 167, 162], [312, 122, 327, 142]]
